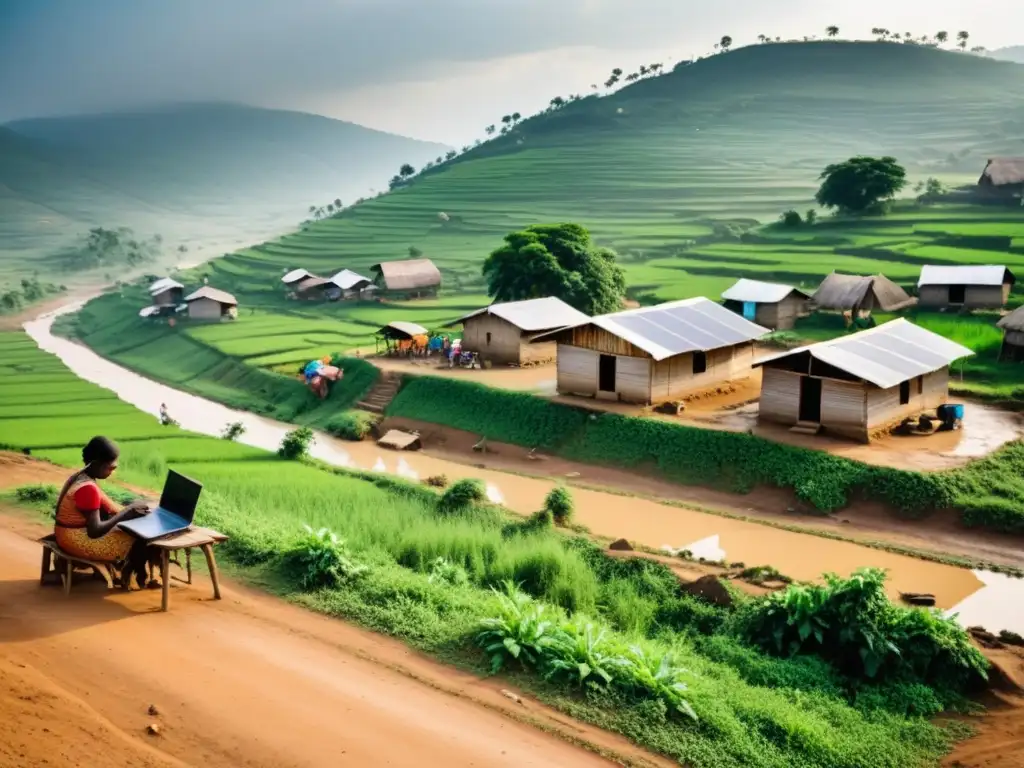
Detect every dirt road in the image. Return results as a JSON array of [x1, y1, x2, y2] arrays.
[[0, 513, 666, 768]]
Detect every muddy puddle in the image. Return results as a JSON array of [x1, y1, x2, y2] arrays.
[[22, 304, 1024, 635]]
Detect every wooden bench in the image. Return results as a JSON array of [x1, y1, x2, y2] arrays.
[[39, 534, 116, 594], [39, 526, 228, 610]]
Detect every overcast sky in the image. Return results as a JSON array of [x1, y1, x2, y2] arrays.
[[1, 0, 1018, 144]]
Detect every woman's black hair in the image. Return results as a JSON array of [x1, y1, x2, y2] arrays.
[[82, 436, 119, 466]]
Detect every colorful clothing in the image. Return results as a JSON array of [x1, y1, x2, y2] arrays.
[[303, 360, 324, 383], [54, 475, 134, 562]]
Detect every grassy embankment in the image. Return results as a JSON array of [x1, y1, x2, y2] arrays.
[[0, 329, 989, 767]]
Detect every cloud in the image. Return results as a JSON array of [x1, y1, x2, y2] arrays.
[[0, 0, 1018, 139]]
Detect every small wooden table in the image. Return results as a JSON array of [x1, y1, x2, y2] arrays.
[[148, 526, 228, 612]]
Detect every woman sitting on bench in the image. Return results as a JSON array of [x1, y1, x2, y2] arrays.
[[54, 436, 155, 589]]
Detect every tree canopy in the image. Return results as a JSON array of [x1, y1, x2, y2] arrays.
[[482, 223, 626, 316], [59, 226, 163, 271], [814, 156, 907, 214]]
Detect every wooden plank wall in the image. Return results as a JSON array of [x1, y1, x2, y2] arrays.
[[866, 368, 950, 431], [649, 343, 755, 401], [461, 315, 525, 365]]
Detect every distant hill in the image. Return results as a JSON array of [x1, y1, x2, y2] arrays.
[[989, 46, 1024, 64], [209, 41, 1024, 299], [0, 103, 447, 282]]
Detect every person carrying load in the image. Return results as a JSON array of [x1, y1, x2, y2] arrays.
[[303, 356, 342, 399]]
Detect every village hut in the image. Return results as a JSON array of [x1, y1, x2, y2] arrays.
[[149, 277, 184, 306], [446, 297, 589, 366], [370, 259, 441, 298], [755, 319, 973, 442], [997, 306, 1024, 362], [293, 276, 336, 301], [533, 297, 768, 405], [917, 265, 1015, 310], [282, 268, 313, 286], [812, 272, 916, 313], [721, 278, 811, 330], [374, 321, 429, 355], [329, 269, 374, 299], [978, 157, 1024, 198], [184, 286, 238, 320]]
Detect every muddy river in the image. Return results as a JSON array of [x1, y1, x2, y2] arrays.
[[22, 303, 1024, 634]]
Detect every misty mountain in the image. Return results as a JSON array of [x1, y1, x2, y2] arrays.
[[989, 46, 1024, 64], [0, 103, 448, 271]]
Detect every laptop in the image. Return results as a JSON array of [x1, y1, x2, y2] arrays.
[[118, 469, 203, 541]]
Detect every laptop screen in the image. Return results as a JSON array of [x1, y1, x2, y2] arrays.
[[158, 469, 203, 521]]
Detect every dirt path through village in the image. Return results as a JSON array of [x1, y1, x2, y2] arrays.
[[0, 511, 668, 768]]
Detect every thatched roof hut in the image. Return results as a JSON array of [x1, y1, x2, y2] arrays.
[[812, 272, 916, 313], [371, 258, 441, 295], [979, 158, 1024, 188], [998, 306, 1024, 362]]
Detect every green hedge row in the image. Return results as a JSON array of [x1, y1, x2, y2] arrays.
[[387, 375, 589, 449], [387, 376, 1024, 531]]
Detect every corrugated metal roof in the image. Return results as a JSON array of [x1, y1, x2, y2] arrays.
[[377, 321, 428, 338], [371, 259, 442, 291], [452, 297, 589, 332], [755, 319, 974, 389], [329, 269, 372, 290], [139, 305, 161, 318], [918, 265, 1014, 287], [149, 277, 183, 295], [282, 268, 312, 284], [537, 297, 768, 361], [721, 278, 809, 304], [295, 276, 333, 291], [184, 286, 237, 305]]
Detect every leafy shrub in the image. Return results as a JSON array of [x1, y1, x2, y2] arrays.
[[738, 565, 792, 585], [323, 412, 371, 441], [424, 474, 448, 488], [15, 483, 57, 504], [278, 426, 315, 459], [283, 525, 367, 590], [427, 557, 469, 587], [437, 478, 486, 514], [544, 485, 574, 526], [476, 583, 562, 672], [736, 568, 988, 689], [780, 209, 803, 227], [222, 421, 246, 441], [475, 583, 697, 720]]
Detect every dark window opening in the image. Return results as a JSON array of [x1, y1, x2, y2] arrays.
[[949, 284, 966, 304], [485, 332, 491, 345], [693, 351, 707, 375], [899, 380, 911, 405], [916, 375, 924, 396]]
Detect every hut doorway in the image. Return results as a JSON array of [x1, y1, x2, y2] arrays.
[[598, 354, 617, 393], [798, 376, 822, 423], [948, 284, 966, 304]]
